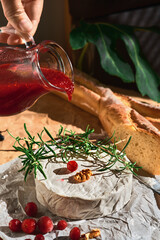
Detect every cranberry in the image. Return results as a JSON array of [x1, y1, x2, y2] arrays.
[[69, 227, 81, 240], [9, 219, 22, 232], [37, 216, 53, 234], [21, 219, 36, 234], [25, 202, 38, 217], [57, 220, 67, 230], [34, 234, 45, 240], [67, 161, 78, 172], [0, 237, 4, 240]]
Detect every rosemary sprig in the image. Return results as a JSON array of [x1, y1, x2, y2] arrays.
[[8, 124, 141, 181]]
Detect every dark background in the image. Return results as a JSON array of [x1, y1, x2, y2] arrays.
[[69, 0, 160, 90], [0, 1, 68, 48], [0, 0, 160, 90]]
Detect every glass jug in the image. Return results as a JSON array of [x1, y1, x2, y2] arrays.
[[0, 31, 74, 116]]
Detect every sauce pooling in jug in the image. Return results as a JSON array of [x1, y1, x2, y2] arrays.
[[0, 63, 74, 116]]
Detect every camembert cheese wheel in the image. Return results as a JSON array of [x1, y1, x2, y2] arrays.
[[35, 148, 133, 219]]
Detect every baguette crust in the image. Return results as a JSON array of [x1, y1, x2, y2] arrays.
[[145, 117, 160, 131], [116, 94, 160, 119], [54, 82, 100, 116], [99, 89, 160, 175], [53, 70, 160, 175]]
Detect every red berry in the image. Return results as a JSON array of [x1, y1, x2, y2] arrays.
[[25, 202, 38, 217], [37, 216, 53, 234], [9, 219, 22, 232], [57, 220, 67, 230], [0, 238, 3, 240], [69, 227, 81, 240], [21, 219, 36, 234], [34, 234, 45, 240], [67, 161, 78, 172]]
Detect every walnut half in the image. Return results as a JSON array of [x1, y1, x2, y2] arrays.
[[73, 169, 93, 183], [80, 228, 101, 239]]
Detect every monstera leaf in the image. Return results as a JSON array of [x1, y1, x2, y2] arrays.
[[70, 21, 160, 102]]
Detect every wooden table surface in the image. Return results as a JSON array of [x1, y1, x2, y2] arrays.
[[0, 85, 158, 165], [0, 92, 103, 165]]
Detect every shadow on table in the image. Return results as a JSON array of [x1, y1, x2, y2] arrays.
[[30, 93, 103, 134]]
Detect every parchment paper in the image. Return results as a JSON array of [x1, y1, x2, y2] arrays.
[[0, 156, 160, 240]]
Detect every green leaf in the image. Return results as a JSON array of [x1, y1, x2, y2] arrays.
[[120, 31, 160, 101], [70, 21, 160, 102], [70, 21, 88, 49], [24, 123, 33, 140], [70, 21, 134, 83]]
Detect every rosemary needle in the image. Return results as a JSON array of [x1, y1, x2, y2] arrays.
[[8, 124, 141, 181]]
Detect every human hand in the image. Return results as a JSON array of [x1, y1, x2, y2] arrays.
[[0, 0, 44, 45]]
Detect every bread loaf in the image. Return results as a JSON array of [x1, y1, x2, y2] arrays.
[[99, 88, 160, 175], [53, 69, 160, 175]]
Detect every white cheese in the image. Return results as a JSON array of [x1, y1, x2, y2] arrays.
[[35, 149, 133, 219]]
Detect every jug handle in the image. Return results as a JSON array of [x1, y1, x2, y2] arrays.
[[0, 27, 35, 48]]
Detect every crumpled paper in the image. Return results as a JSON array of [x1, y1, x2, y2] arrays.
[[0, 158, 160, 240]]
